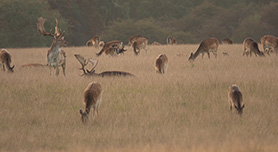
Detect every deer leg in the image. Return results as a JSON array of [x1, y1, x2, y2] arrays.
[[207, 52, 210, 59], [55, 67, 60, 76], [62, 63, 66, 76], [2, 64, 5, 71]]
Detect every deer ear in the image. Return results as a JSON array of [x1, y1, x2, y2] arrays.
[[79, 109, 83, 115]]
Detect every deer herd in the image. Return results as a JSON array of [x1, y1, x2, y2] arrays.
[[1, 17, 277, 124]]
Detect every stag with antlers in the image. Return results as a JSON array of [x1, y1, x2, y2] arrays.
[[37, 17, 67, 76], [74, 54, 135, 77]]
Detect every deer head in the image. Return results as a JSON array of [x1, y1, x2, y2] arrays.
[[74, 54, 98, 76]]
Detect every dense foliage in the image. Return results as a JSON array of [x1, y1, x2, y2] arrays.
[[0, 0, 277, 47]]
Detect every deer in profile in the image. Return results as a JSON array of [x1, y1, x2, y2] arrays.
[[128, 35, 143, 46], [155, 54, 168, 74], [228, 85, 245, 116], [221, 38, 233, 45], [188, 38, 219, 61], [96, 40, 126, 57], [243, 38, 264, 57], [260, 35, 278, 56], [133, 37, 148, 55], [86, 35, 100, 47], [74, 54, 135, 77], [37, 17, 68, 76], [167, 36, 177, 45], [0, 49, 15, 73], [80, 82, 102, 124]]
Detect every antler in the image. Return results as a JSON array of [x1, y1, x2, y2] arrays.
[[74, 54, 88, 75], [87, 58, 98, 73], [37, 17, 54, 37]]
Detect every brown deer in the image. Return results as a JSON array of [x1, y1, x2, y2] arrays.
[[221, 38, 233, 45], [0, 49, 15, 72], [155, 54, 168, 74], [37, 17, 68, 76], [167, 36, 177, 45], [96, 40, 126, 57], [133, 37, 148, 55], [152, 42, 161, 46], [260, 35, 278, 55], [128, 35, 143, 46], [74, 54, 135, 77], [243, 38, 264, 57], [80, 82, 103, 124], [188, 38, 219, 61], [86, 35, 100, 47], [228, 85, 245, 116]]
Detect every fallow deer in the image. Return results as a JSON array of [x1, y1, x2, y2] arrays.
[[128, 35, 143, 46], [188, 38, 219, 61], [0, 49, 15, 72], [74, 54, 135, 77], [167, 36, 177, 45], [80, 82, 102, 124], [221, 38, 233, 45], [228, 85, 245, 116], [243, 38, 264, 57], [37, 17, 68, 76], [152, 42, 161, 46], [86, 35, 100, 47], [260, 35, 278, 55], [133, 37, 148, 55], [155, 54, 168, 74], [96, 40, 126, 57]]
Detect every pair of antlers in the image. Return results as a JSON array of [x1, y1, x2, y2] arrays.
[[74, 54, 98, 75], [37, 17, 65, 38]]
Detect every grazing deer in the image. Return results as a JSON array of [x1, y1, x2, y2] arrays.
[[80, 82, 102, 124], [243, 38, 264, 57], [167, 36, 177, 45], [74, 54, 135, 77], [0, 49, 15, 72], [260, 35, 278, 56], [221, 38, 233, 45], [133, 37, 148, 55], [188, 38, 219, 61], [128, 35, 143, 46], [228, 85, 245, 116], [152, 42, 161, 46], [86, 35, 100, 47], [96, 40, 126, 57], [155, 54, 168, 74], [37, 17, 68, 76]]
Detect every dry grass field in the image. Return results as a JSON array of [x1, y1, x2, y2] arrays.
[[0, 44, 278, 152]]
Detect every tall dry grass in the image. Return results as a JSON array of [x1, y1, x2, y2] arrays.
[[0, 44, 278, 152]]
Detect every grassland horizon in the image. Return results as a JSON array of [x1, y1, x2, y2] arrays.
[[0, 44, 278, 152]]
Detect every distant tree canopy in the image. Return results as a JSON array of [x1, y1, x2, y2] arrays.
[[0, 0, 277, 47]]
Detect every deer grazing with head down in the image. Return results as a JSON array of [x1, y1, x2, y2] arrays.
[[132, 37, 148, 55], [80, 82, 103, 124], [155, 54, 168, 74], [128, 35, 143, 46], [228, 85, 245, 116], [221, 38, 233, 45], [0, 49, 15, 73], [167, 36, 177, 45], [188, 38, 219, 61], [260, 35, 278, 56], [86, 35, 100, 47], [243, 38, 264, 57], [74, 54, 135, 77], [37, 17, 67, 76], [96, 40, 127, 57]]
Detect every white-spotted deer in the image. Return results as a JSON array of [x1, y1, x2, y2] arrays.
[[80, 82, 102, 124], [155, 54, 168, 74], [133, 37, 148, 55], [96, 40, 126, 57], [228, 85, 245, 116], [260, 35, 278, 56], [74, 54, 135, 77], [37, 17, 68, 76], [243, 38, 264, 57], [0, 49, 15, 72], [167, 36, 177, 45], [86, 35, 100, 47], [188, 38, 219, 61]]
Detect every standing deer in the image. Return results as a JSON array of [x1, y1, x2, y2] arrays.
[[80, 82, 103, 124], [37, 17, 68, 76], [133, 37, 148, 55], [228, 85, 245, 116], [188, 38, 219, 61], [243, 38, 264, 57], [260, 35, 278, 55], [74, 54, 135, 77], [167, 36, 177, 45], [86, 35, 100, 47], [96, 40, 126, 56], [0, 49, 15, 72], [128, 35, 143, 46], [155, 54, 168, 74]]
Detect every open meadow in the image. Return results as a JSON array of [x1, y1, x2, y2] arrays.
[[0, 44, 278, 152]]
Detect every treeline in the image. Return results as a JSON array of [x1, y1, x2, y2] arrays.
[[0, 0, 277, 47]]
